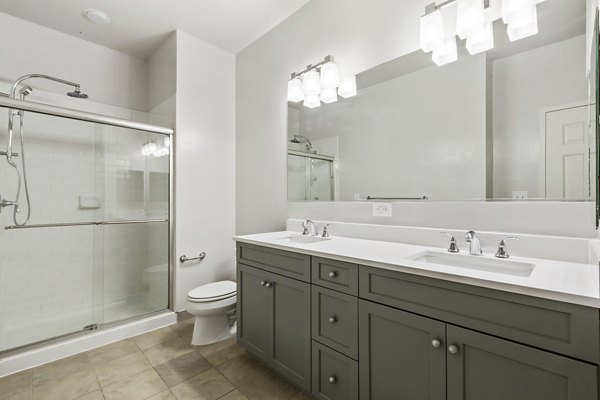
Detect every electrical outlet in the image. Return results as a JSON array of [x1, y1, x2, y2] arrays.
[[372, 202, 392, 217], [512, 191, 528, 200]]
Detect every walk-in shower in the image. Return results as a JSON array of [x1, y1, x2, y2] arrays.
[[0, 76, 173, 357]]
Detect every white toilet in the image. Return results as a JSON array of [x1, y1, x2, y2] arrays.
[[186, 280, 237, 345]]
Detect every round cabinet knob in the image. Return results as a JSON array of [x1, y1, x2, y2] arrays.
[[260, 281, 267, 286], [328, 271, 337, 278], [448, 345, 459, 355], [328, 376, 337, 384], [431, 339, 441, 348], [328, 316, 337, 324], [265, 282, 272, 288]]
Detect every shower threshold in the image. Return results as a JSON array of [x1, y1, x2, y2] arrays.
[[0, 309, 176, 378]]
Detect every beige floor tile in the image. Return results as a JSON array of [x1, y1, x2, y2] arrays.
[[237, 371, 300, 400], [95, 351, 152, 387], [170, 369, 234, 400], [102, 369, 167, 400], [170, 319, 195, 338], [218, 390, 249, 400], [86, 340, 140, 365], [133, 327, 177, 350], [0, 370, 31, 400], [289, 392, 312, 400], [143, 336, 195, 367], [195, 339, 245, 367], [147, 390, 176, 400], [75, 390, 105, 400], [32, 353, 92, 387], [5, 390, 32, 400], [32, 368, 99, 400], [154, 351, 211, 387], [215, 353, 270, 388]]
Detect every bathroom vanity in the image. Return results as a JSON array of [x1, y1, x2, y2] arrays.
[[235, 232, 600, 400]]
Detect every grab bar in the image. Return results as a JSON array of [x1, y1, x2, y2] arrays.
[[4, 218, 168, 230], [179, 252, 206, 263], [367, 196, 429, 201]]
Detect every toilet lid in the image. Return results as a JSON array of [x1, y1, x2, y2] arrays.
[[187, 280, 236, 301]]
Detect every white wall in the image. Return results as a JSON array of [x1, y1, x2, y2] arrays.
[[296, 54, 487, 201], [237, 0, 597, 238], [0, 12, 149, 112], [492, 35, 588, 198], [236, 0, 432, 235], [174, 31, 236, 311]]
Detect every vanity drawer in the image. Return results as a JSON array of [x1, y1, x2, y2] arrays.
[[236, 242, 311, 282], [359, 266, 600, 364], [312, 286, 359, 359], [312, 341, 358, 400], [312, 257, 359, 295]]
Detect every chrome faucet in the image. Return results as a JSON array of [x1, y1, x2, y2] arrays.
[[495, 237, 519, 259], [440, 232, 460, 253], [302, 220, 319, 236], [465, 231, 482, 256]]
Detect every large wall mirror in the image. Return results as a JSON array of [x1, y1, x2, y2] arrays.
[[288, 0, 597, 205]]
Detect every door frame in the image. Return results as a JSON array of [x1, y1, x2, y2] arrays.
[[538, 101, 591, 198]]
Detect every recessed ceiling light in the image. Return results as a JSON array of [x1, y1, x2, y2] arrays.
[[83, 9, 110, 25]]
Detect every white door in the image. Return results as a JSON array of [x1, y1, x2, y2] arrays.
[[545, 105, 595, 200]]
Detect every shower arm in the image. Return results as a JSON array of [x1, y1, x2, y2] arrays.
[[9, 74, 81, 98]]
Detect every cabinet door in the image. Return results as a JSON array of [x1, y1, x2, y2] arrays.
[[237, 263, 271, 361], [359, 300, 446, 400], [446, 325, 598, 400], [269, 272, 312, 391]]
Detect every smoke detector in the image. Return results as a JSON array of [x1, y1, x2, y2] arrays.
[[83, 9, 110, 25]]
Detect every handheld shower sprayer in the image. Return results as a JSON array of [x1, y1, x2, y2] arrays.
[[1, 74, 89, 226]]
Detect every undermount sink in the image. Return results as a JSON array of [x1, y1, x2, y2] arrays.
[[275, 233, 332, 244], [410, 251, 535, 277]]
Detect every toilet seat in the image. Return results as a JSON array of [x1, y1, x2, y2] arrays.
[[187, 280, 237, 303]]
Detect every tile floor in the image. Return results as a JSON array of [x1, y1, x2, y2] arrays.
[[0, 317, 312, 400]]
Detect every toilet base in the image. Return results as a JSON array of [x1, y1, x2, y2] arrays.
[[191, 315, 234, 346]]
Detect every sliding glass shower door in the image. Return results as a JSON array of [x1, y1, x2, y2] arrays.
[[0, 108, 171, 353]]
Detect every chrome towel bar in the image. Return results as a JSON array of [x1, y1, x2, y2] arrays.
[[367, 196, 429, 200], [4, 219, 168, 230], [180, 252, 207, 264]]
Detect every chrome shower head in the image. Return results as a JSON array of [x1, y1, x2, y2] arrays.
[[290, 136, 301, 144], [19, 86, 33, 97], [67, 89, 88, 99]]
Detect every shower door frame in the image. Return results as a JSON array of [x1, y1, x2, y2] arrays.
[[0, 95, 175, 355]]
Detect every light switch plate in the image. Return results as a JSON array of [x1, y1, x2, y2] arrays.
[[372, 202, 392, 217]]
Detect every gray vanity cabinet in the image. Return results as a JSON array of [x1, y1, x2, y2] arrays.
[[446, 325, 598, 400], [359, 299, 447, 400], [237, 262, 311, 391]]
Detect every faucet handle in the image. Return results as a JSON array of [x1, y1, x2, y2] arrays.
[[465, 230, 476, 242], [495, 237, 519, 259], [440, 232, 460, 253], [321, 224, 332, 238], [301, 220, 310, 236]]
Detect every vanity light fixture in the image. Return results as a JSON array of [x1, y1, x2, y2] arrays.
[[287, 55, 356, 109], [420, 0, 547, 65], [141, 137, 170, 157]]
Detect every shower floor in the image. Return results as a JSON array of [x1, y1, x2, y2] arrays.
[[1, 296, 162, 352]]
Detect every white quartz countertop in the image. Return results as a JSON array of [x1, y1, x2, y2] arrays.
[[234, 231, 600, 308]]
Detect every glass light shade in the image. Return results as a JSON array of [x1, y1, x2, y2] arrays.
[[432, 37, 458, 66], [320, 62, 340, 89], [456, 0, 486, 40], [302, 70, 321, 96], [163, 136, 171, 148], [320, 87, 338, 104], [420, 9, 446, 53], [466, 23, 494, 54], [502, 0, 535, 27], [147, 141, 157, 155], [287, 77, 304, 102], [304, 93, 321, 108], [338, 75, 357, 98], [507, 6, 538, 41]]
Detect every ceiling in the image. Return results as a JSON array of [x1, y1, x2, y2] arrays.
[[0, 0, 311, 58]]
